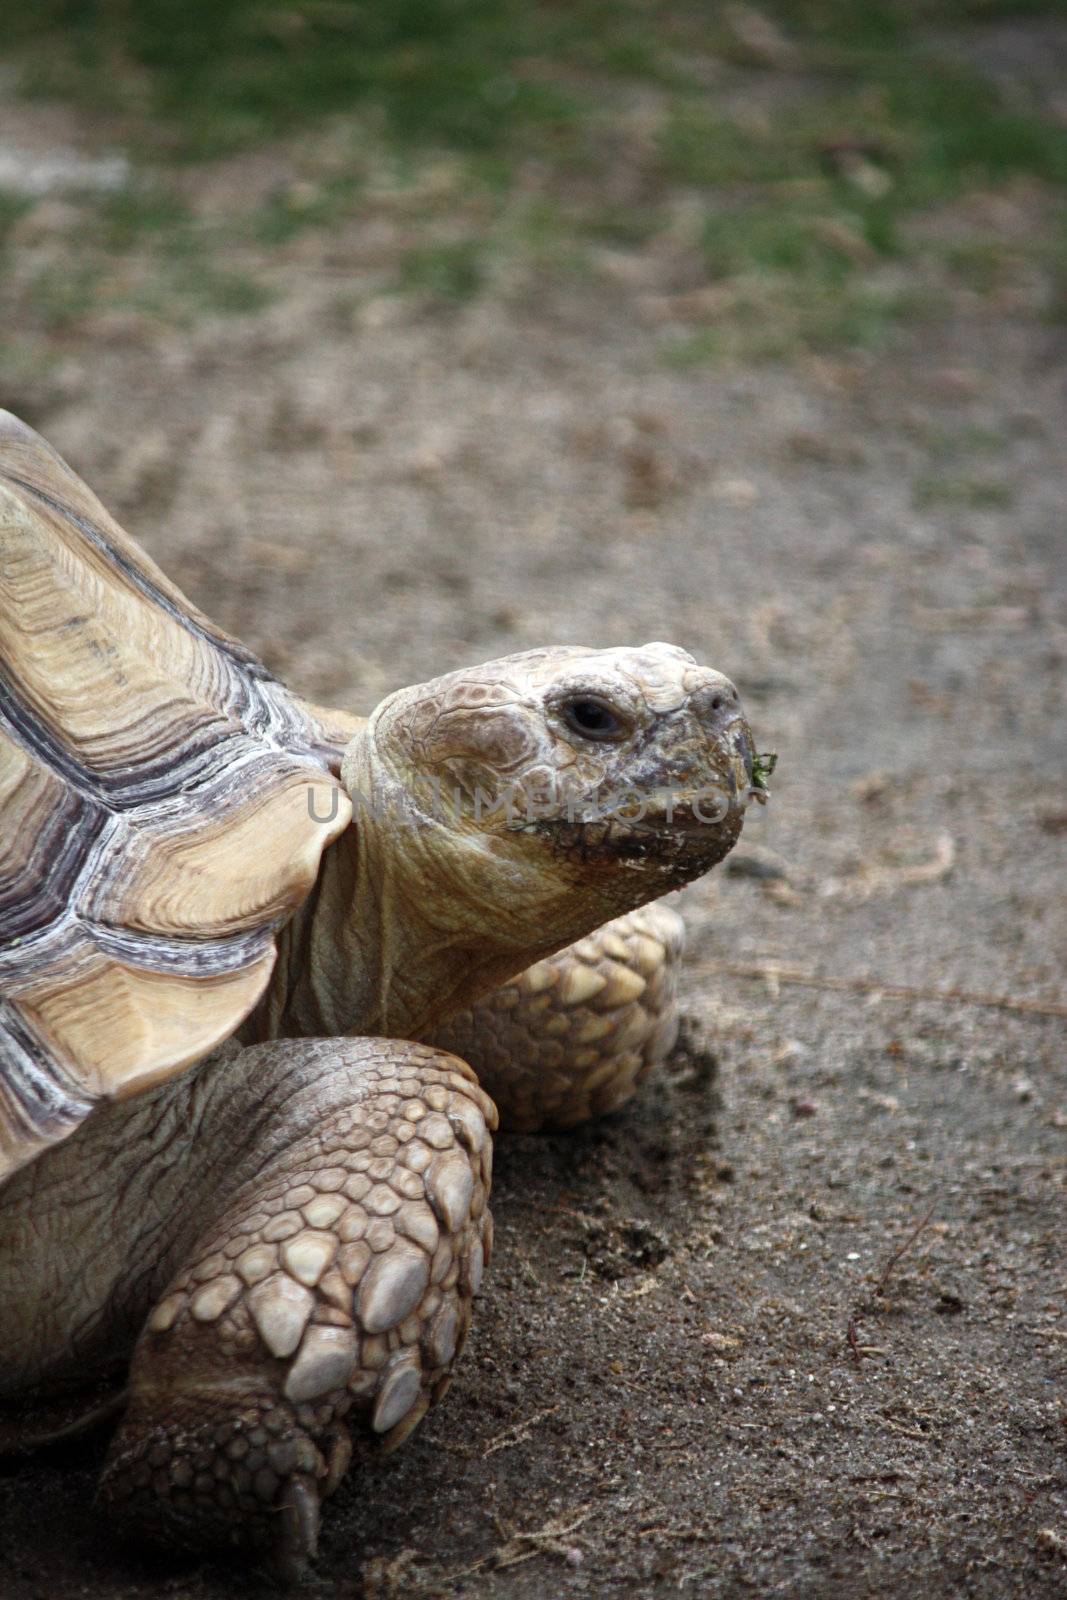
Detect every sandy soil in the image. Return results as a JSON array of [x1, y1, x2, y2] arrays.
[[1, 68, 1066, 1600]]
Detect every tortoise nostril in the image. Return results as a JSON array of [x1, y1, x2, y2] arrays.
[[691, 678, 744, 728]]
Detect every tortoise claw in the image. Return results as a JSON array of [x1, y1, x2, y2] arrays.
[[275, 1474, 321, 1583]]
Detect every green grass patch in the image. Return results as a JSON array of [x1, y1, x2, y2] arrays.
[[398, 239, 485, 301], [9, 0, 601, 160], [580, 203, 664, 248], [913, 473, 1016, 508], [0, 190, 33, 249], [95, 183, 192, 250], [769, 1, 1067, 48], [6, 1, 1067, 358], [944, 238, 1021, 293], [27, 263, 106, 331], [22, 199, 272, 331], [660, 107, 796, 189], [654, 18, 1067, 356], [660, 329, 724, 369], [918, 421, 1009, 458], [1044, 216, 1067, 323], [251, 176, 364, 244], [175, 260, 274, 315]]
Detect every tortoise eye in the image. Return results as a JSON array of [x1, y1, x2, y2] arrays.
[[561, 696, 626, 742]]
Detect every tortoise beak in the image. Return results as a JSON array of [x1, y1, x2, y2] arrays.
[[648, 671, 756, 820], [694, 678, 758, 806]]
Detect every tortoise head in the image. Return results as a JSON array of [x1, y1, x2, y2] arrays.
[[342, 644, 758, 942]]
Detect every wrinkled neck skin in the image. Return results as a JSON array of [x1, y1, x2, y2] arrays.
[[250, 733, 623, 1045]]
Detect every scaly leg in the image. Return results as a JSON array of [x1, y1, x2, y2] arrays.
[[430, 902, 684, 1131], [98, 1037, 494, 1574]]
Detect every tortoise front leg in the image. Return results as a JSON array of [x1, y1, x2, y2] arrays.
[[430, 903, 684, 1131], [100, 1038, 494, 1576]]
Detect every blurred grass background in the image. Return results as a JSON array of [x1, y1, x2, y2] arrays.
[[2, 0, 1066, 364]]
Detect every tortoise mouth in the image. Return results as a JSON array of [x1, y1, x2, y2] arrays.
[[511, 796, 748, 881]]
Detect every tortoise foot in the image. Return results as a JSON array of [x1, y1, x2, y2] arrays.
[[431, 903, 685, 1131], [98, 1038, 495, 1567]]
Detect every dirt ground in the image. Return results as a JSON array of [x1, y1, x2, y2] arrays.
[[2, 44, 1067, 1600]]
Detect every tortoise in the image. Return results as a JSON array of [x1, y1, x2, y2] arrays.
[[0, 409, 761, 1572]]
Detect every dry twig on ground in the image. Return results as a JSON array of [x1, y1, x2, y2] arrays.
[[847, 1202, 938, 1369], [701, 962, 1067, 1020]]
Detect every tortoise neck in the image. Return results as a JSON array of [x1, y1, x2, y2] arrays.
[[249, 819, 536, 1045]]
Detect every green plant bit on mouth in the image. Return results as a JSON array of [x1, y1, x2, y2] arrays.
[[751, 751, 778, 801]]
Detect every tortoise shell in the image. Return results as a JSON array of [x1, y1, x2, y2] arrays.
[[0, 412, 355, 1181]]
